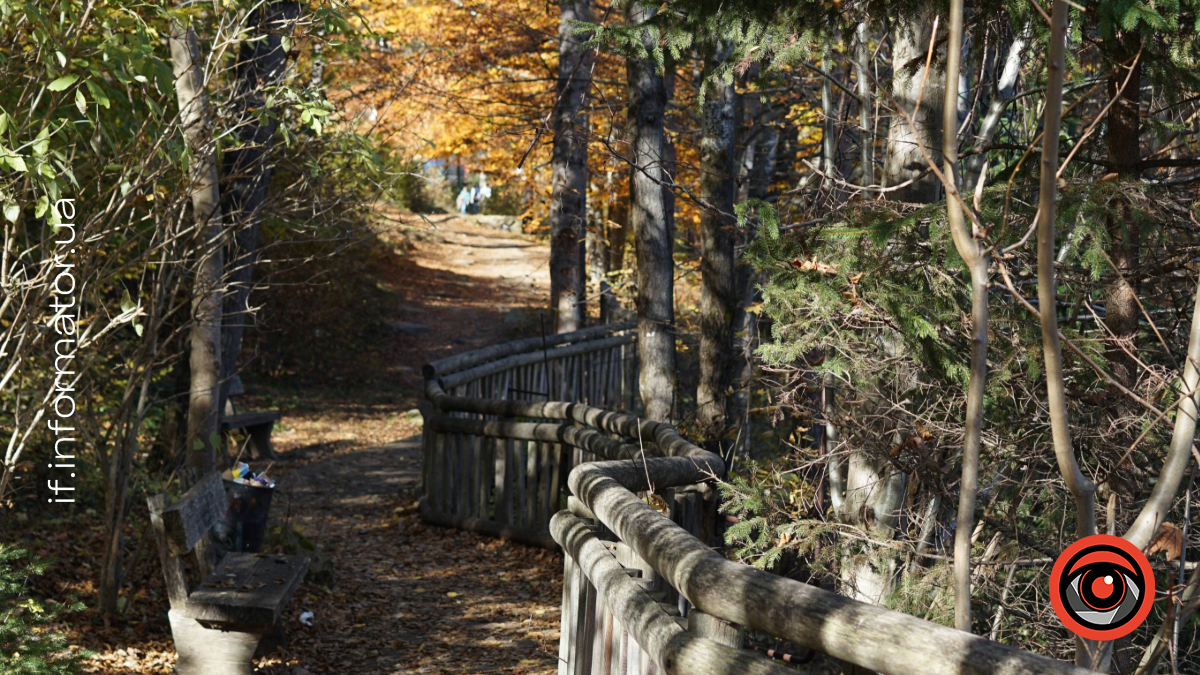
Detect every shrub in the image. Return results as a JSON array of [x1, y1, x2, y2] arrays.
[[0, 546, 86, 675]]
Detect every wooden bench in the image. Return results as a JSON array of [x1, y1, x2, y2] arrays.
[[221, 375, 282, 460], [148, 473, 308, 675]]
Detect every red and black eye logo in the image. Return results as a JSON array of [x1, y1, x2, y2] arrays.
[[1050, 534, 1154, 641]]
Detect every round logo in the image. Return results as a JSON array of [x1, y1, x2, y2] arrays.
[[1050, 534, 1154, 640]]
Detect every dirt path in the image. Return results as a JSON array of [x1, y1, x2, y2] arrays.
[[259, 214, 563, 674]]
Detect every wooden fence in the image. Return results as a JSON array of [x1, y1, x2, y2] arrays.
[[420, 325, 1102, 675], [420, 324, 639, 547]]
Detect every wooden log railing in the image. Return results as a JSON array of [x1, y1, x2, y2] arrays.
[[420, 323, 639, 547], [420, 325, 1102, 675]]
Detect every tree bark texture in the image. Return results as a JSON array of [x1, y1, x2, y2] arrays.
[[219, 1, 299, 410], [941, 0, 989, 634], [965, 28, 1027, 200], [549, 0, 594, 333], [855, 21, 874, 186], [884, 9, 944, 202], [696, 45, 737, 439], [626, 1, 674, 421], [1103, 35, 1143, 393], [171, 19, 225, 479]]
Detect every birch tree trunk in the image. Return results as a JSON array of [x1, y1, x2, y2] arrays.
[[696, 45, 737, 439], [220, 1, 298, 414], [548, 0, 594, 333], [883, 9, 944, 201], [826, 12, 952, 622], [964, 28, 1028, 201], [171, 19, 225, 480], [626, 1, 674, 421], [855, 21, 874, 186], [821, 46, 837, 179]]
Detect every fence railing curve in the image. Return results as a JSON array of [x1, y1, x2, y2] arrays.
[[418, 324, 1103, 675]]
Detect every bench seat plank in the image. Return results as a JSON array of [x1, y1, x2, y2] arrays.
[[187, 552, 309, 625], [220, 411, 282, 431]]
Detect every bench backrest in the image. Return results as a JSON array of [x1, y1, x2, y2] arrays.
[[147, 472, 227, 607]]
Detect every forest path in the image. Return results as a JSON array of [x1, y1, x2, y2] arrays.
[[261, 213, 562, 675]]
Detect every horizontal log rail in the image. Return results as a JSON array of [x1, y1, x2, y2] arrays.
[[420, 324, 640, 548], [419, 324, 1100, 675]]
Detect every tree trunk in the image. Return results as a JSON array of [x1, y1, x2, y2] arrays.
[[732, 91, 776, 458], [964, 28, 1028, 201], [609, 197, 629, 274], [548, 0, 594, 333], [696, 44, 737, 439], [883, 8, 944, 202], [588, 177, 610, 320], [941, 0, 989, 633], [821, 46, 837, 178], [1103, 35, 1142, 393], [663, 54, 677, 253], [219, 1, 299, 412], [626, 1, 674, 422], [171, 20, 226, 480], [830, 11, 945, 624], [855, 21, 874, 186]]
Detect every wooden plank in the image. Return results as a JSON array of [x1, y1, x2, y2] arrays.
[[480, 433, 494, 520], [525, 440, 539, 527], [500, 438, 514, 525], [577, 573, 597, 675], [219, 411, 281, 431], [187, 552, 309, 625], [454, 433, 468, 517], [147, 494, 190, 608], [467, 434, 479, 518], [441, 432, 454, 516], [419, 403, 434, 500], [536, 441, 551, 528], [492, 436, 506, 523], [591, 578, 613, 675], [159, 472, 227, 555], [538, 362, 550, 412], [515, 441, 528, 528], [588, 349, 598, 405], [688, 610, 743, 649], [559, 553, 578, 675], [577, 352, 586, 403], [615, 622, 628, 675], [437, 432, 452, 515], [548, 442, 564, 519]]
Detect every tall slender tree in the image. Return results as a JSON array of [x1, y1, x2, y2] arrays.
[[549, 0, 594, 333], [855, 20, 873, 186], [1101, 26, 1143, 403], [625, 1, 674, 421], [170, 17, 225, 481], [940, 0, 990, 634], [696, 44, 737, 439]]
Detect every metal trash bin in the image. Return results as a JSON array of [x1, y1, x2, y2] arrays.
[[212, 479, 274, 554]]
